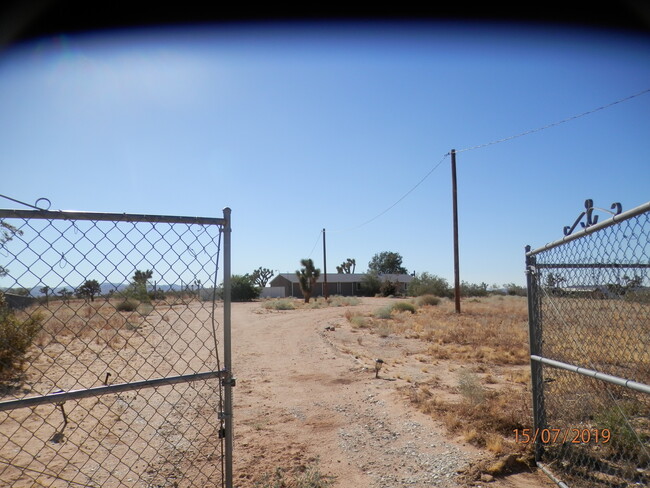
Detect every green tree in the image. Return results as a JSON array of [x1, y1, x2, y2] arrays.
[[77, 280, 101, 302], [58, 288, 72, 303], [503, 283, 527, 297], [229, 274, 261, 302], [296, 258, 320, 303], [336, 258, 356, 274], [360, 272, 382, 297], [0, 221, 22, 278], [368, 251, 407, 275], [408, 272, 451, 297], [251, 267, 274, 288], [0, 293, 43, 375]]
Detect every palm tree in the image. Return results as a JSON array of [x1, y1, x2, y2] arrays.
[[296, 258, 321, 303]]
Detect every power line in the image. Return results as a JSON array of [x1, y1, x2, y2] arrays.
[[456, 87, 650, 153], [329, 153, 450, 234], [306, 229, 323, 258], [325, 87, 650, 236]]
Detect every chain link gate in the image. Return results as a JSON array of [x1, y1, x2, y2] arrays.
[[525, 200, 650, 488], [0, 207, 233, 487]]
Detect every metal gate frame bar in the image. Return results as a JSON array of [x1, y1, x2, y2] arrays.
[[525, 200, 650, 486], [0, 206, 233, 487]]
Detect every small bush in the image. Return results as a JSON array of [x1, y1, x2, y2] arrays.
[[255, 463, 335, 488], [116, 300, 138, 312], [391, 302, 417, 314], [374, 306, 393, 319], [0, 296, 43, 374], [416, 294, 440, 306], [380, 280, 400, 297], [263, 299, 295, 310], [457, 369, 486, 406], [360, 273, 382, 297], [408, 272, 451, 297], [349, 315, 367, 328], [329, 296, 360, 307]]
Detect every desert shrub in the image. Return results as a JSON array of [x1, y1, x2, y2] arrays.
[[408, 272, 451, 297], [349, 315, 367, 328], [360, 272, 382, 297], [263, 299, 295, 310], [148, 289, 167, 301], [594, 401, 649, 461], [116, 300, 138, 312], [230, 274, 261, 302], [503, 283, 527, 297], [329, 295, 360, 307], [374, 306, 393, 319], [416, 294, 440, 306], [392, 301, 416, 313], [461, 281, 489, 297], [457, 369, 486, 406], [0, 295, 43, 374], [380, 280, 400, 297], [255, 463, 335, 488]]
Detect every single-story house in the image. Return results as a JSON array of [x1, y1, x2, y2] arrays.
[[268, 273, 413, 298]]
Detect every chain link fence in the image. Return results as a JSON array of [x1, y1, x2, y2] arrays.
[[0, 207, 232, 487], [526, 201, 650, 487]]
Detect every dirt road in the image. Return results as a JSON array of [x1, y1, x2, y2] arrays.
[[231, 299, 554, 488]]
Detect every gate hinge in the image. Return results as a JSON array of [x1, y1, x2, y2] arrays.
[[218, 428, 226, 439], [222, 377, 236, 387]]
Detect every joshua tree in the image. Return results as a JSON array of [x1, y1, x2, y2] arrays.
[[58, 288, 72, 303], [40, 285, 50, 306], [251, 267, 274, 287], [336, 258, 356, 274], [296, 258, 321, 303], [77, 280, 101, 302]]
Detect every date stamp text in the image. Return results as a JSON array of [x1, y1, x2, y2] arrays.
[[513, 428, 611, 445]]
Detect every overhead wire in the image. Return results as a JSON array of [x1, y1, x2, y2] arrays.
[[455, 87, 650, 153], [315, 86, 650, 243]]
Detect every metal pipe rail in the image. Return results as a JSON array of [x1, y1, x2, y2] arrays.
[[0, 208, 226, 226], [530, 355, 650, 395], [0, 370, 229, 412]]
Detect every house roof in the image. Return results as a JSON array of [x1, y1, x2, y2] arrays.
[[271, 273, 413, 284]]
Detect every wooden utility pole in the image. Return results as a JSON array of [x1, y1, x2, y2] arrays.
[[451, 149, 461, 313], [322, 228, 328, 299]]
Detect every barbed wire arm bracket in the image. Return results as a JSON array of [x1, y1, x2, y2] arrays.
[[563, 199, 623, 236]]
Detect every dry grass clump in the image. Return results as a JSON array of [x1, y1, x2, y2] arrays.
[[262, 299, 296, 311], [254, 462, 335, 488], [263, 296, 360, 311], [362, 296, 528, 364], [408, 375, 532, 453], [416, 295, 441, 307], [27, 299, 142, 348], [328, 296, 360, 307]]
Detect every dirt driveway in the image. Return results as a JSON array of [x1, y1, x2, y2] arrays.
[[231, 298, 554, 488]]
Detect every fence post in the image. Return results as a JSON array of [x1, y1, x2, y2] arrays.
[[223, 207, 233, 488], [526, 245, 546, 462]]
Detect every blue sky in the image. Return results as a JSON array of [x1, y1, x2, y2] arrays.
[[1, 21, 649, 287]]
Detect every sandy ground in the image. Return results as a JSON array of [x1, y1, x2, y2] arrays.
[[231, 298, 556, 488], [0, 297, 557, 487]]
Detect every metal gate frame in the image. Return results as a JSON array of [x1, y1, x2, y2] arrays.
[[0, 207, 233, 487], [525, 200, 650, 487]]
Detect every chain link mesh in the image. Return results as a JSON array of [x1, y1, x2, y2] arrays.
[[527, 205, 650, 487], [0, 211, 226, 487]]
